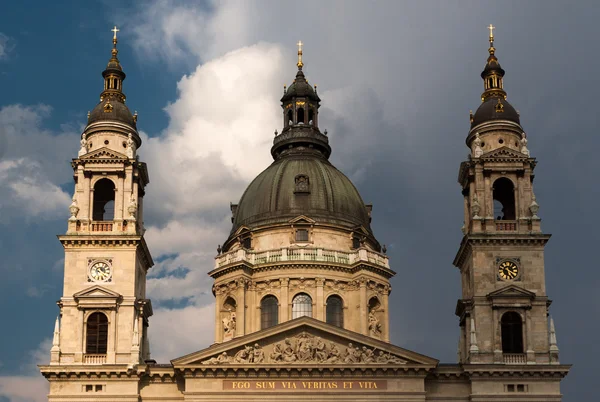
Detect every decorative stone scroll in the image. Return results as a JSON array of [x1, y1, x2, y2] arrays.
[[201, 332, 406, 365]]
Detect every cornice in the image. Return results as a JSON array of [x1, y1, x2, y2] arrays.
[[462, 364, 571, 379], [176, 364, 434, 379], [58, 235, 154, 269], [39, 364, 144, 380], [453, 234, 551, 268], [210, 261, 395, 281]]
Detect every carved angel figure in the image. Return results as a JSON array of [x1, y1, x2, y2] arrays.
[[325, 342, 341, 363], [344, 343, 357, 363], [270, 342, 283, 362]]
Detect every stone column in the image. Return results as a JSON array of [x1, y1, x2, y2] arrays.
[[382, 286, 390, 342], [493, 308, 502, 363], [280, 278, 289, 323], [235, 279, 246, 337], [107, 309, 117, 364], [316, 277, 325, 322], [359, 278, 367, 335], [76, 309, 84, 363], [525, 308, 535, 363], [214, 292, 221, 343]]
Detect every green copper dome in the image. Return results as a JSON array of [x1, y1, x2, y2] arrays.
[[231, 152, 373, 235]]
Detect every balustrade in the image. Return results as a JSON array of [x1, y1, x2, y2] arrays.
[[495, 220, 517, 231], [90, 221, 114, 232], [83, 354, 107, 364], [503, 353, 526, 364], [216, 246, 389, 269]]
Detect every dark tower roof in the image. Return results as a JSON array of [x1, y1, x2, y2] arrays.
[[87, 27, 137, 129], [226, 43, 376, 250], [471, 26, 521, 129]]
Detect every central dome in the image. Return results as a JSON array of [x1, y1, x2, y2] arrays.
[[231, 152, 372, 235]]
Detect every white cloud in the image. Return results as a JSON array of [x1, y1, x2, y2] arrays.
[[0, 105, 77, 224], [149, 304, 215, 362], [0, 339, 50, 402], [0, 33, 12, 60]]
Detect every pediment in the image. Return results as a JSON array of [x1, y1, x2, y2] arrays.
[[80, 147, 128, 160], [232, 225, 251, 237], [487, 285, 536, 300], [352, 225, 371, 236], [481, 146, 528, 160], [289, 215, 316, 225], [73, 285, 121, 300], [172, 317, 438, 367]]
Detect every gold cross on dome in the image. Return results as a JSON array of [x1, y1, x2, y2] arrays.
[[112, 26, 120, 41], [488, 24, 495, 39], [297, 40, 304, 68]]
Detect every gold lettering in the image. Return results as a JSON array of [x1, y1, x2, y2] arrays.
[[343, 381, 353, 389]]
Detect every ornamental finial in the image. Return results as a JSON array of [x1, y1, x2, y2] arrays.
[[297, 40, 303, 69]]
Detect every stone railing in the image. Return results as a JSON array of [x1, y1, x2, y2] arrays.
[[495, 220, 517, 231], [215, 247, 390, 270], [503, 353, 526, 364], [83, 354, 107, 364], [90, 221, 114, 232]]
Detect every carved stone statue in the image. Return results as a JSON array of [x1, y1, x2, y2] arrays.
[[253, 343, 265, 363], [78, 134, 87, 157], [127, 194, 137, 220], [520, 133, 530, 156], [234, 345, 252, 363], [222, 312, 236, 341], [270, 342, 283, 362], [472, 132, 483, 158], [200, 332, 410, 365], [126, 133, 136, 159], [69, 195, 79, 221], [368, 310, 382, 338], [529, 194, 540, 219], [471, 194, 481, 218], [282, 338, 297, 362]]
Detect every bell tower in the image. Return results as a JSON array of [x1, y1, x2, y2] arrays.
[[48, 27, 153, 372], [454, 27, 560, 366]]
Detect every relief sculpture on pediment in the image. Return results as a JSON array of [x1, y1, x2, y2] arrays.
[[201, 332, 406, 365]]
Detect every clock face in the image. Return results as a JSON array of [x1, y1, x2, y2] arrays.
[[498, 260, 519, 280], [89, 261, 112, 282]]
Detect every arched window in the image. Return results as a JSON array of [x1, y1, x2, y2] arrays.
[[261, 295, 279, 329], [292, 293, 312, 319], [493, 178, 516, 220], [297, 108, 305, 124], [92, 179, 115, 221], [86, 312, 108, 354], [308, 109, 314, 125], [287, 110, 293, 126], [501, 312, 523, 353], [326, 295, 343, 327]]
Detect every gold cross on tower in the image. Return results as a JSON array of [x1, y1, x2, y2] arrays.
[[112, 26, 120, 43], [297, 40, 303, 68], [488, 24, 495, 40]]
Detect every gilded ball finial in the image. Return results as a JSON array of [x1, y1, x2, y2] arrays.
[[297, 40, 304, 69]]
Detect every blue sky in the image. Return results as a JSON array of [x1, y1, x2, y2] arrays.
[[1, 1, 598, 401]]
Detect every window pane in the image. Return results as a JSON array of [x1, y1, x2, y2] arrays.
[[295, 229, 309, 242], [292, 293, 312, 319], [326, 295, 343, 327], [86, 312, 108, 354], [261, 296, 279, 329]]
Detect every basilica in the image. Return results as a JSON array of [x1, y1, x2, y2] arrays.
[[39, 27, 570, 401]]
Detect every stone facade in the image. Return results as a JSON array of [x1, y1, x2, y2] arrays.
[[39, 33, 570, 401]]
